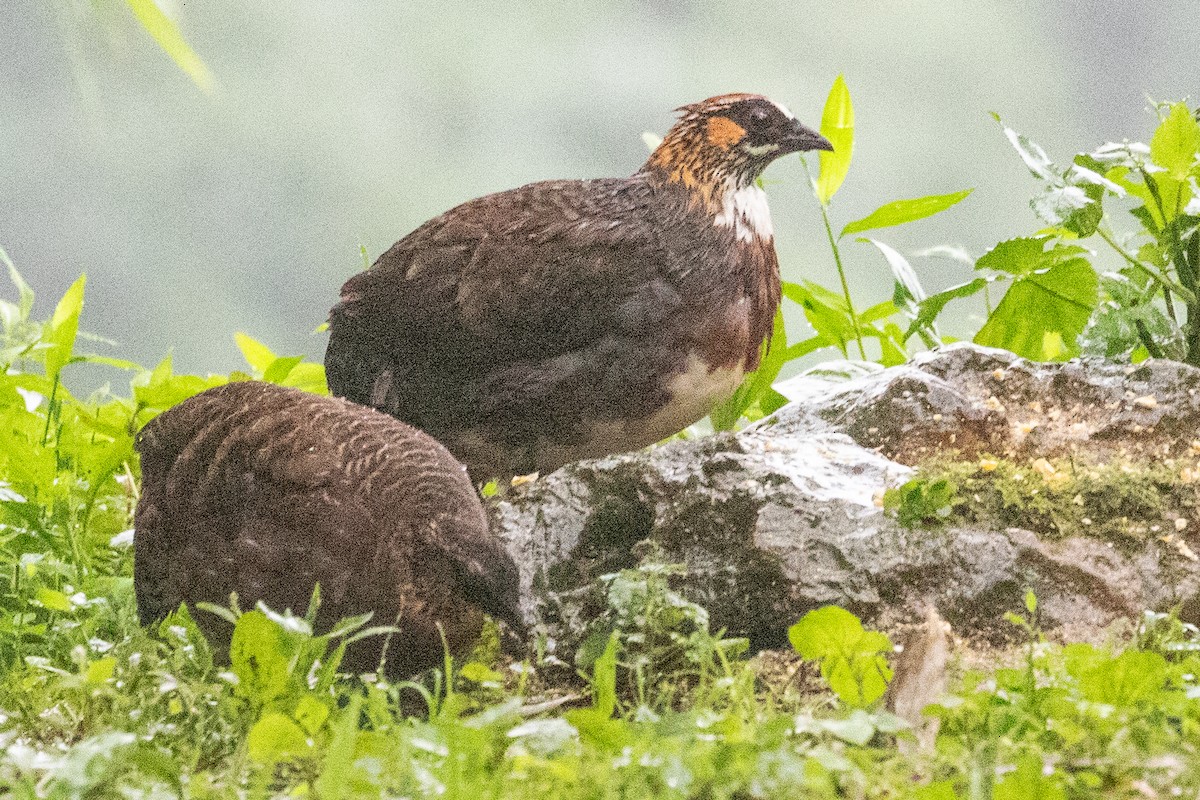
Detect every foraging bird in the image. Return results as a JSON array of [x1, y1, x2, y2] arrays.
[[325, 94, 832, 480], [133, 381, 524, 678]]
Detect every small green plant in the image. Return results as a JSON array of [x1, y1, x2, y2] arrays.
[[575, 557, 749, 711], [882, 476, 961, 528], [788, 606, 893, 707], [919, 101, 1200, 364]]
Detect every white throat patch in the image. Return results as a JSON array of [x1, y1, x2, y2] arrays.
[[714, 182, 774, 243]]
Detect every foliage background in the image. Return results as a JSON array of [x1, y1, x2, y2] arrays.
[[4, 1, 1199, 374]]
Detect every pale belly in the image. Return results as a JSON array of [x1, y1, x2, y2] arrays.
[[537, 353, 745, 471]]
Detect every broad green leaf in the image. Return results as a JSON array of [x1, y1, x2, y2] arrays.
[[1071, 648, 1167, 706], [815, 75, 853, 205], [234, 332, 276, 374], [293, 694, 330, 736], [975, 236, 1088, 276], [247, 712, 310, 764], [789, 606, 893, 707], [974, 255, 1098, 361], [45, 274, 86, 382], [1151, 102, 1200, 181], [783, 281, 856, 353], [123, 0, 215, 93], [281, 361, 329, 395], [229, 610, 292, 705], [840, 190, 973, 238]]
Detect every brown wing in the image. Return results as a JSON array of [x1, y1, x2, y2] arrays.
[[324, 177, 690, 467], [134, 381, 522, 676]]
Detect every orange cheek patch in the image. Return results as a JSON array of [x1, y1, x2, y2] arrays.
[[706, 117, 746, 149]]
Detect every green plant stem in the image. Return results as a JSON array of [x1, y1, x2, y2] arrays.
[[817, 202, 867, 360], [1096, 226, 1194, 304]]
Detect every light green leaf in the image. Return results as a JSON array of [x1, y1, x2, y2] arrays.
[[459, 662, 504, 684], [314, 695, 363, 800], [1151, 102, 1200, 181], [974, 254, 1098, 361], [123, 0, 215, 93], [45, 274, 86, 382], [85, 657, 117, 685], [592, 631, 619, 717], [37, 587, 74, 613], [994, 755, 1066, 800], [234, 332, 276, 374], [230, 610, 292, 705], [247, 712, 310, 764], [975, 236, 1089, 276], [815, 75, 854, 205], [262, 355, 303, 384], [293, 694, 330, 736], [840, 190, 972, 238]]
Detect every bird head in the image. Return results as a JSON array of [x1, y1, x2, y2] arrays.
[[642, 93, 832, 200]]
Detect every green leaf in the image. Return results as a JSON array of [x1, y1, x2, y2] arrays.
[[815, 75, 853, 205], [1151, 102, 1200, 181], [591, 631, 619, 717], [84, 657, 116, 685], [975, 236, 1088, 276], [840, 190, 972, 238], [906, 277, 993, 340], [293, 694, 330, 736], [229, 610, 292, 705], [994, 755, 1066, 800], [122, 0, 215, 93], [974, 244, 1098, 361], [234, 333, 276, 374], [314, 695, 363, 800], [789, 606, 893, 707], [36, 587, 73, 613], [262, 355, 303, 384], [1070, 648, 1167, 706], [247, 712, 311, 764], [783, 281, 856, 353], [459, 662, 504, 684], [45, 274, 86, 382]]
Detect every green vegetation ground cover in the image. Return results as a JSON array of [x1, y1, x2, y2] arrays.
[[6, 261, 1200, 798]]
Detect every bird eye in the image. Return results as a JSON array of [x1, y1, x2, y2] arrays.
[[748, 106, 771, 129]]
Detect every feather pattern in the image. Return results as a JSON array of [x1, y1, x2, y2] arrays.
[[134, 381, 523, 678]]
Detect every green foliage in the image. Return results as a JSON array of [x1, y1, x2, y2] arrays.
[[788, 606, 893, 707], [882, 476, 961, 527], [575, 556, 750, 712]]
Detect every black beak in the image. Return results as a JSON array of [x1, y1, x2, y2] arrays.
[[783, 120, 834, 154]]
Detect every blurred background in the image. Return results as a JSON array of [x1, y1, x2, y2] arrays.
[[4, 1, 1198, 375]]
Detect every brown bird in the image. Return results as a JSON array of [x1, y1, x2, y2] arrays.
[[133, 381, 524, 678], [325, 94, 831, 480]]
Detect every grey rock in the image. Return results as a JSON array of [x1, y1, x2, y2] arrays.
[[489, 344, 1200, 651]]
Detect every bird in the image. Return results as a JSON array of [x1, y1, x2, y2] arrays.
[[133, 380, 525, 678], [324, 93, 832, 481]]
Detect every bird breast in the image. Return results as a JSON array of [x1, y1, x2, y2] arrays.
[[714, 183, 774, 243]]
